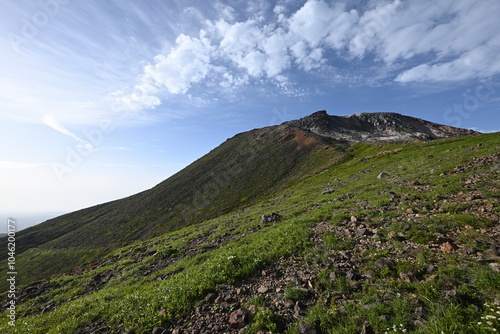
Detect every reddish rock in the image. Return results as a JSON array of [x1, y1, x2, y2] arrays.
[[442, 242, 457, 253], [229, 308, 249, 329]]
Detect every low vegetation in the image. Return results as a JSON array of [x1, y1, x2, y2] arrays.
[[0, 130, 498, 333]]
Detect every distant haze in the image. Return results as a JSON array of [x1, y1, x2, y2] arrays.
[[0, 212, 65, 234]]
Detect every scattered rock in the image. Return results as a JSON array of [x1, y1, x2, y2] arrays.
[[441, 242, 458, 253], [413, 320, 426, 328], [356, 228, 371, 237], [16, 149, 500, 333], [362, 270, 375, 279], [294, 301, 304, 317], [489, 263, 500, 273], [257, 285, 269, 294], [383, 293, 393, 301], [261, 213, 281, 223], [444, 289, 458, 298], [377, 172, 389, 178], [485, 247, 500, 258], [205, 292, 217, 303], [360, 321, 374, 334], [414, 306, 425, 318], [229, 308, 249, 329], [298, 323, 317, 334], [399, 271, 412, 282], [389, 191, 400, 199], [284, 298, 295, 308], [322, 189, 335, 195], [374, 258, 395, 270]]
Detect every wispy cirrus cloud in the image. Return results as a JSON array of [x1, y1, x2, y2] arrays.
[[43, 114, 93, 150]]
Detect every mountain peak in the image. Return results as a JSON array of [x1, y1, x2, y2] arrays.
[[285, 111, 477, 143]]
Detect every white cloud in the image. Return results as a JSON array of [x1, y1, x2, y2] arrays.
[[213, 2, 236, 21], [396, 43, 500, 82], [260, 28, 292, 76], [273, 5, 285, 15], [288, 1, 357, 49], [218, 20, 263, 58], [116, 0, 500, 111], [288, 1, 331, 47], [112, 31, 213, 112], [358, 0, 500, 82], [219, 72, 250, 89], [145, 33, 213, 95], [348, 0, 401, 58]]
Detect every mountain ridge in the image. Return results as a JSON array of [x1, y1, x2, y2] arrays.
[[1, 127, 498, 333], [285, 110, 478, 143], [0, 110, 480, 291]]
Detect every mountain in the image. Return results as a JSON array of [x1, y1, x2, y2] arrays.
[[0, 111, 479, 291], [2, 111, 498, 334], [286, 110, 477, 143]]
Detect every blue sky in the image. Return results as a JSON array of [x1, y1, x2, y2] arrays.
[[1, 0, 499, 221]]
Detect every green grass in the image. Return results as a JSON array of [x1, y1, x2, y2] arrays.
[[1, 131, 498, 333]]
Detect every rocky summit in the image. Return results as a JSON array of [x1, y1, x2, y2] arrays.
[[285, 110, 477, 143], [0, 111, 498, 334]]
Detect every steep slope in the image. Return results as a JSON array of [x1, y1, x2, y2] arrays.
[[1, 131, 498, 334], [0, 111, 477, 291], [0, 121, 344, 290]]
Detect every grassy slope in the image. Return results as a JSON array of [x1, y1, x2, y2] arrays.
[[1, 132, 498, 333], [0, 125, 343, 291]]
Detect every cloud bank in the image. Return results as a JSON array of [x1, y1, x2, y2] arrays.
[[115, 0, 500, 111]]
